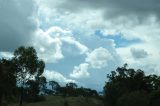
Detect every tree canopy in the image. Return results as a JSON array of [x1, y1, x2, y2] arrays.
[[104, 64, 160, 106], [13, 46, 45, 86]]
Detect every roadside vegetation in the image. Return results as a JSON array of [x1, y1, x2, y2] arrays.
[[104, 64, 160, 106]]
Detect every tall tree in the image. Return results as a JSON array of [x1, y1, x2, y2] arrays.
[[13, 46, 45, 106], [0, 59, 16, 106]]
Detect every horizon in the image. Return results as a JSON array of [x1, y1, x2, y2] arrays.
[[1, 0, 160, 91]]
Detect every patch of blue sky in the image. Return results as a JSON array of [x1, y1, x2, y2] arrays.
[[95, 30, 141, 48], [46, 54, 86, 76]]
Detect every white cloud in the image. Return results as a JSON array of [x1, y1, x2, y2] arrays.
[[0, 52, 13, 59], [116, 42, 160, 75], [70, 47, 114, 79], [46, 26, 72, 37], [33, 27, 88, 63], [61, 36, 89, 54], [86, 47, 113, 69], [33, 29, 64, 63], [43, 70, 75, 84], [70, 63, 90, 79]]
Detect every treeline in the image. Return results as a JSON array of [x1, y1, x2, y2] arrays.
[[41, 81, 98, 97], [104, 64, 160, 106], [0, 46, 98, 106]]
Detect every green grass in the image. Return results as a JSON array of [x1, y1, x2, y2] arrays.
[[8, 96, 104, 106]]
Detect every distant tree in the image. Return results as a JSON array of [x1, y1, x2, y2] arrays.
[[59, 87, 67, 97], [147, 75, 160, 90], [49, 81, 60, 94], [90, 89, 98, 97], [76, 87, 85, 96], [66, 82, 78, 96], [13, 46, 45, 106], [104, 64, 154, 106], [38, 76, 47, 93], [66, 82, 77, 89]]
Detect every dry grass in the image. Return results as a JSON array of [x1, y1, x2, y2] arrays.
[[8, 96, 104, 106]]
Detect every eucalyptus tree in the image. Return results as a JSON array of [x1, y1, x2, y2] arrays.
[[13, 46, 45, 106]]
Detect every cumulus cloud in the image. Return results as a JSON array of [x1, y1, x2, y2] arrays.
[[33, 28, 64, 63], [86, 47, 113, 69], [70, 47, 114, 79], [43, 70, 75, 84], [33, 27, 88, 63], [70, 63, 90, 79], [130, 48, 149, 59], [61, 36, 89, 54], [0, 0, 37, 51]]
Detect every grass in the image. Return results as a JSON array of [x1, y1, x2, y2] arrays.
[[8, 96, 105, 106]]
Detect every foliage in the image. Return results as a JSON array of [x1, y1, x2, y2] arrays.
[[13, 46, 45, 86], [49, 81, 60, 94], [104, 64, 160, 106], [56, 82, 98, 97], [38, 76, 47, 94], [0, 59, 17, 105], [117, 91, 149, 106], [12, 46, 45, 105]]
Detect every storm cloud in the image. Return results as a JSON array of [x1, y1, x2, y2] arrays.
[[0, 0, 37, 51], [130, 48, 149, 59], [57, 0, 160, 22]]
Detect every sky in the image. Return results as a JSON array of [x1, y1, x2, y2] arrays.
[[1, 0, 160, 91]]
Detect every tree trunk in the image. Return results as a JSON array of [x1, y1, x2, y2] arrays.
[[19, 87, 24, 106], [0, 95, 2, 106]]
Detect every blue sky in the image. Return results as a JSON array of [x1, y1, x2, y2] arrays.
[[1, 0, 160, 91], [95, 30, 141, 48]]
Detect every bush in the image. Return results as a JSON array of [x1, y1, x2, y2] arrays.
[[117, 91, 149, 106], [149, 90, 160, 106]]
